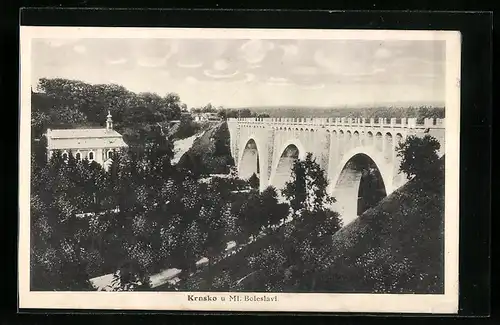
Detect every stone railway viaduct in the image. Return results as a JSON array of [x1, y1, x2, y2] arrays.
[[227, 116, 445, 226]]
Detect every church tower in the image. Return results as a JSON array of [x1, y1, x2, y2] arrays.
[[106, 110, 113, 130]]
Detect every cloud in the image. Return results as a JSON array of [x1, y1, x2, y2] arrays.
[[47, 40, 65, 48], [106, 58, 127, 65], [213, 59, 229, 71], [372, 68, 386, 74], [409, 72, 438, 79], [203, 69, 239, 79], [301, 83, 325, 90], [177, 61, 203, 68], [341, 67, 387, 77], [266, 76, 292, 86], [137, 56, 168, 68], [73, 45, 86, 54], [235, 73, 257, 83], [240, 40, 275, 64], [313, 50, 344, 73], [291, 66, 320, 76], [390, 57, 434, 68], [280, 44, 299, 62], [46, 39, 79, 48], [137, 42, 178, 68], [185, 76, 198, 84], [374, 47, 392, 59]]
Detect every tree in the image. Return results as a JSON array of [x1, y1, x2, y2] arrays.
[[30, 150, 96, 291], [246, 243, 288, 291], [248, 173, 260, 190], [33, 78, 187, 144], [210, 270, 234, 291], [235, 191, 264, 242], [282, 152, 335, 214], [279, 153, 342, 273], [112, 261, 152, 291], [282, 155, 307, 214], [260, 186, 290, 231], [217, 109, 227, 120], [396, 134, 441, 180], [174, 114, 200, 139]]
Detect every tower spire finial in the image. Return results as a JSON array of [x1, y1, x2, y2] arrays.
[[106, 110, 113, 130]]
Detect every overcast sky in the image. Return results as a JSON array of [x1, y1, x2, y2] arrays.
[[32, 38, 446, 108]]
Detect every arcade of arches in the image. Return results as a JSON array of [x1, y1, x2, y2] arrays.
[[240, 141, 388, 226]]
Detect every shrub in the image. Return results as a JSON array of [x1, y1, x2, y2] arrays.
[[396, 134, 440, 180]]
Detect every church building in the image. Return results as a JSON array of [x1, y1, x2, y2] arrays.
[[46, 111, 128, 169]]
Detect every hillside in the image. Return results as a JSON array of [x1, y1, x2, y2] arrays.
[[285, 156, 445, 293], [176, 122, 235, 175], [175, 156, 445, 293], [171, 131, 206, 165], [300, 156, 445, 293]]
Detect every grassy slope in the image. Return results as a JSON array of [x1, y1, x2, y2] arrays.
[[300, 156, 446, 293], [176, 122, 235, 174], [180, 156, 445, 293]]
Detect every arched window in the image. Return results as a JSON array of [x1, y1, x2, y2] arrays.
[[75, 152, 81, 161], [107, 150, 113, 160], [88, 151, 94, 161], [62, 152, 68, 161]]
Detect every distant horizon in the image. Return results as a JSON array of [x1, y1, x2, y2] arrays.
[[224, 101, 446, 110]]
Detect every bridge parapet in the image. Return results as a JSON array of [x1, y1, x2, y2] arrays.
[[228, 116, 445, 129]]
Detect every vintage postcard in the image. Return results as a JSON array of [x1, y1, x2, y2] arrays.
[[19, 26, 461, 313]]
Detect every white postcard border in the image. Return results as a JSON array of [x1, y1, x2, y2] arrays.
[[19, 26, 461, 313]]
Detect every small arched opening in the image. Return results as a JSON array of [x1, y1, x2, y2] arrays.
[[375, 132, 383, 152], [367, 131, 374, 146], [353, 131, 360, 145], [384, 132, 393, 160]]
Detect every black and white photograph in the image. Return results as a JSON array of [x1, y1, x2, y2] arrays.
[[19, 26, 461, 313]]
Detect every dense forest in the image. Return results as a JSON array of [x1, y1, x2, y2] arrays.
[[194, 104, 445, 122], [30, 129, 343, 291], [223, 105, 445, 122]]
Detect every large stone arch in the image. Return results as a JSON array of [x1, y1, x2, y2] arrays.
[[269, 139, 306, 191], [238, 136, 266, 181], [328, 146, 394, 226]]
